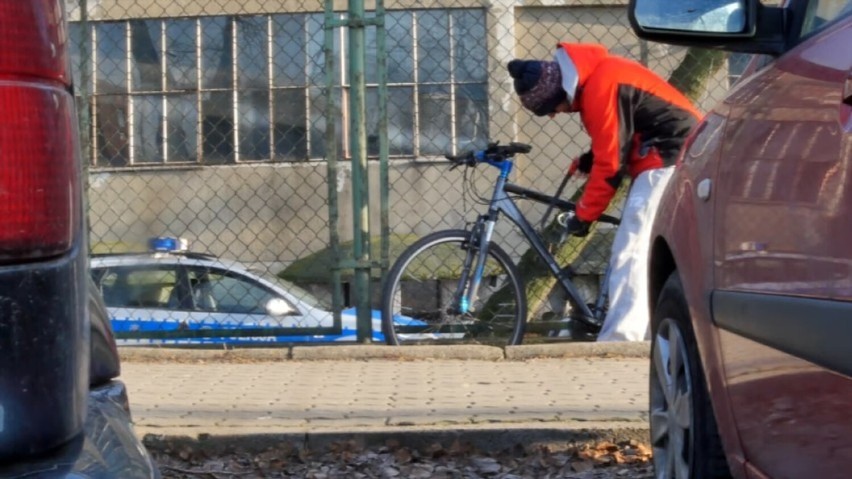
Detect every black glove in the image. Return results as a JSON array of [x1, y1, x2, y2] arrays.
[[576, 150, 593, 174], [565, 215, 591, 238]]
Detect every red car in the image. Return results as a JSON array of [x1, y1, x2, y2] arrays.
[[629, 0, 852, 478]]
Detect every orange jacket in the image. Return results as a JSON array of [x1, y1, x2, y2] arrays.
[[560, 43, 701, 222]]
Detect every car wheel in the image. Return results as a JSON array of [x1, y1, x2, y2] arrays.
[[649, 272, 731, 479]]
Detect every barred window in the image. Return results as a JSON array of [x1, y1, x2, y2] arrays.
[[69, 9, 488, 168]]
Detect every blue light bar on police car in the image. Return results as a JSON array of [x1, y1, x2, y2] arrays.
[[148, 236, 189, 252]]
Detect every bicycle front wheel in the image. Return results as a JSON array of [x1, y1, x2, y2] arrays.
[[381, 229, 526, 346]]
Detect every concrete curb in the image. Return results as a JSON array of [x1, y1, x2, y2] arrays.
[[140, 423, 650, 456], [291, 344, 505, 361], [505, 342, 651, 360], [119, 341, 650, 363]]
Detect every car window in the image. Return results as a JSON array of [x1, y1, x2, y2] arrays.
[[254, 269, 333, 310], [800, 0, 852, 38], [750, 0, 851, 76], [97, 266, 178, 309], [186, 267, 295, 315]]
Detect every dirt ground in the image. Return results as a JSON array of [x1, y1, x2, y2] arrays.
[[148, 437, 655, 478]]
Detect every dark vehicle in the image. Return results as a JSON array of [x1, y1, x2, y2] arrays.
[[629, 0, 852, 478], [0, 1, 159, 477]]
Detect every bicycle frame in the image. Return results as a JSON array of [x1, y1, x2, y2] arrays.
[[461, 158, 619, 327]]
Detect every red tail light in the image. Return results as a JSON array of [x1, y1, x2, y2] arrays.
[[0, 0, 79, 262], [0, 83, 80, 262], [0, 0, 70, 83]]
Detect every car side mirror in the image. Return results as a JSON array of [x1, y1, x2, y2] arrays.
[[633, 0, 747, 33], [266, 298, 296, 316], [628, 0, 787, 55]]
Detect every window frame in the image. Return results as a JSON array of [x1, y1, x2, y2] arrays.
[[72, 8, 490, 169]]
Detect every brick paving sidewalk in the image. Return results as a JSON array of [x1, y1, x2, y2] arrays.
[[121, 357, 649, 438]]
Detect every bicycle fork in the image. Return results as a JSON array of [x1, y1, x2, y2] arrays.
[[453, 216, 494, 314]]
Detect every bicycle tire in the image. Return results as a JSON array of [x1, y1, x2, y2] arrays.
[[381, 229, 526, 346]]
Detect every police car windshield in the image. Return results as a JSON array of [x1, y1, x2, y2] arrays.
[[254, 269, 333, 311]]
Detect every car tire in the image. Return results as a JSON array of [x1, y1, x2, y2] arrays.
[[649, 272, 731, 479]]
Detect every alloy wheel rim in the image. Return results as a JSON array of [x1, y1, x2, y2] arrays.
[[649, 317, 693, 479]]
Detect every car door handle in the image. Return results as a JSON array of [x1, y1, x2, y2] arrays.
[[697, 178, 711, 201], [845, 71, 852, 106]]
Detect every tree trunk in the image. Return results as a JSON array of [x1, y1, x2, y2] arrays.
[[668, 47, 727, 102]]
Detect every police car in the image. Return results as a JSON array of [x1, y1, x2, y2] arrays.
[[90, 237, 406, 345]]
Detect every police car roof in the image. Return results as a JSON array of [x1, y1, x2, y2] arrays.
[[90, 251, 217, 261], [89, 251, 250, 273]]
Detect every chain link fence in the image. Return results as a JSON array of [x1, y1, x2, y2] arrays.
[[69, 0, 743, 343]]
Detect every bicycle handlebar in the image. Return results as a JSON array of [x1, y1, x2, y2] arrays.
[[445, 141, 532, 169], [444, 140, 622, 226]]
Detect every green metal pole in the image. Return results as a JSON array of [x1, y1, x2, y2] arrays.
[[324, 0, 343, 331], [78, 0, 93, 258], [349, 0, 372, 342], [377, 0, 389, 280], [78, 0, 91, 166]]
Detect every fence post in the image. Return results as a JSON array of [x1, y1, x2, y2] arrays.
[[377, 0, 389, 285], [324, 0, 344, 336], [347, 0, 373, 343], [324, 0, 386, 342]]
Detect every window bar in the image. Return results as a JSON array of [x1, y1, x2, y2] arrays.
[[126, 22, 135, 166], [91, 25, 99, 167], [195, 19, 203, 164], [448, 13, 458, 154], [340, 16, 350, 159], [232, 18, 240, 163], [303, 14, 311, 161], [267, 15, 274, 162], [411, 12, 420, 157], [161, 21, 169, 164]]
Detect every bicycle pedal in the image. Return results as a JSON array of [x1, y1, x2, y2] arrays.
[[559, 318, 598, 341]]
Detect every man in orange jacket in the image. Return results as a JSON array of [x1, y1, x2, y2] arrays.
[[508, 43, 701, 341]]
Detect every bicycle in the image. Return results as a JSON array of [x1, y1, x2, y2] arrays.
[[381, 141, 621, 346]]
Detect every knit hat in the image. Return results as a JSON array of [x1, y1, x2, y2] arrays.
[[507, 59, 566, 116]]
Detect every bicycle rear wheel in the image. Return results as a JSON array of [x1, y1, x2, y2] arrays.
[[381, 229, 526, 346]]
